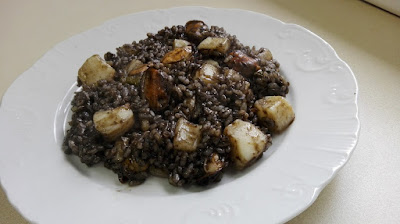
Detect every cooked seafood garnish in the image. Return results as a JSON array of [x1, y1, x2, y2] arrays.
[[224, 119, 269, 169], [226, 50, 260, 77], [204, 153, 224, 174], [198, 37, 230, 56], [173, 118, 202, 152], [173, 39, 190, 48], [93, 104, 134, 141], [78, 54, 115, 85], [194, 62, 220, 84], [257, 49, 273, 61], [142, 68, 170, 111], [254, 96, 295, 133], [185, 20, 208, 43], [162, 46, 192, 64], [126, 59, 144, 73]]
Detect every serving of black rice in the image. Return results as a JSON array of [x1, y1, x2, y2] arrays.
[[62, 20, 290, 187]]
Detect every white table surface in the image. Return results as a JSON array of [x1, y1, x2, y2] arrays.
[[1, 0, 399, 223]]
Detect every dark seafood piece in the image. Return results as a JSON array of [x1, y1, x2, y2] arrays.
[[142, 68, 170, 111], [185, 20, 208, 43], [226, 50, 261, 77]]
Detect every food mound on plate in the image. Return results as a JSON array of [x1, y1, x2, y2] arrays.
[[63, 20, 295, 187]]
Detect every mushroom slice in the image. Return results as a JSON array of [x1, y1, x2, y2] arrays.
[[204, 153, 224, 175], [93, 104, 134, 141], [78, 54, 115, 85], [173, 39, 190, 49], [185, 20, 208, 43], [194, 63, 220, 84], [198, 37, 230, 56], [162, 46, 192, 64], [254, 96, 295, 133], [224, 119, 269, 170], [226, 50, 260, 77], [173, 118, 202, 152], [142, 68, 170, 111]]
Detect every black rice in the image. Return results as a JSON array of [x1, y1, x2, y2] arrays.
[[63, 21, 290, 187]]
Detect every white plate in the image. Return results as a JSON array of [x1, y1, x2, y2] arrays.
[[0, 7, 359, 224]]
